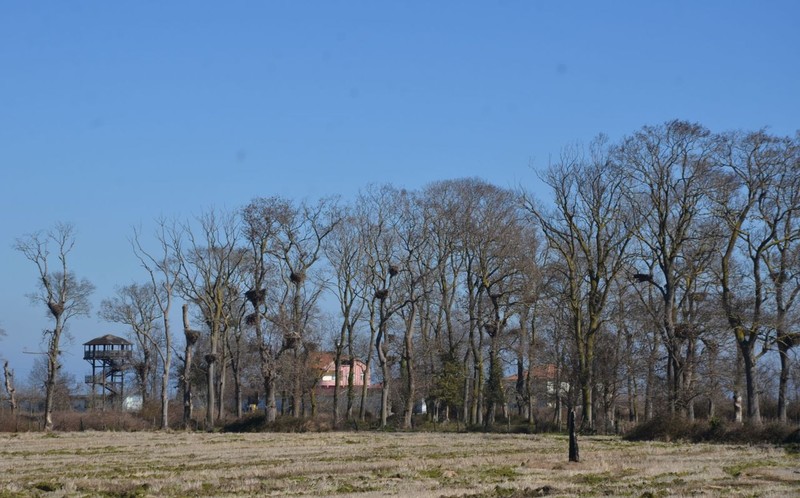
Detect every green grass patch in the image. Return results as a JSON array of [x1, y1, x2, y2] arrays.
[[480, 465, 518, 481], [419, 468, 444, 479], [335, 482, 377, 493], [722, 459, 779, 478]]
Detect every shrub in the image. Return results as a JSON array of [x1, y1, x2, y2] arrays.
[[625, 416, 800, 445], [222, 414, 332, 433], [0, 412, 42, 432], [623, 416, 693, 442], [53, 411, 151, 431]]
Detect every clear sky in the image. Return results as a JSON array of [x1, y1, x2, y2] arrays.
[[1, 2, 798, 383]]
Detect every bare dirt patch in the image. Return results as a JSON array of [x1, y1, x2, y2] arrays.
[[0, 432, 797, 497]]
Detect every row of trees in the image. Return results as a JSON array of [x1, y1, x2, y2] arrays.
[[10, 120, 800, 432]]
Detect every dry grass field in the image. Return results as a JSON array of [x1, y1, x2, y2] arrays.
[[0, 431, 798, 497]]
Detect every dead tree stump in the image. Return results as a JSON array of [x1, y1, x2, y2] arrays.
[[568, 409, 580, 462]]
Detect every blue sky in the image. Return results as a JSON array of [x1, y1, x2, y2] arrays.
[[1, 1, 798, 382]]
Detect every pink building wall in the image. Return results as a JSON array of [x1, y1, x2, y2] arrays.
[[318, 359, 370, 388]]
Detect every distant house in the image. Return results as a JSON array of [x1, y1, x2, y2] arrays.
[[309, 352, 370, 388], [505, 364, 570, 400]]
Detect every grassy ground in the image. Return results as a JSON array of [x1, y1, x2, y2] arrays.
[[0, 431, 798, 497]]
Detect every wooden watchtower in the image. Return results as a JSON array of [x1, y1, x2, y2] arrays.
[[84, 334, 132, 409]]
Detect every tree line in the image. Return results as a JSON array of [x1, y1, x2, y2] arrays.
[[9, 120, 800, 432]]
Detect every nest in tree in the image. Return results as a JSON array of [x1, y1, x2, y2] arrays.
[[691, 292, 707, 302], [633, 273, 653, 283], [245, 288, 266, 306], [185, 330, 201, 345], [283, 333, 300, 350], [47, 302, 64, 317], [778, 333, 800, 348], [245, 313, 260, 326], [674, 323, 693, 339], [771, 271, 788, 284], [375, 289, 389, 300], [388, 265, 399, 277], [484, 323, 498, 336], [290, 271, 305, 284], [205, 354, 218, 364]]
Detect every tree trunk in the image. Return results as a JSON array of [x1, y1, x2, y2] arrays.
[[43, 316, 64, 432], [266, 374, 277, 422], [4, 360, 17, 415], [292, 348, 304, 418], [217, 347, 226, 422], [402, 306, 417, 430], [333, 346, 342, 428], [485, 334, 503, 429], [346, 356, 355, 422], [578, 334, 595, 431], [376, 297, 392, 428], [182, 305, 197, 428], [206, 337, 217, 428], [360, 317, 376, 422], [159, 357, 170, 430], [291, 279, 304, 418], [377, 342, 391, 428], [776, 337, 792, 423], [644, 332, 658, 421], [740, 339, 761, 425]]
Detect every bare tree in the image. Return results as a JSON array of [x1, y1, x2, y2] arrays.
[[323, 206, 368, 427], [357, 185, 408, 427], [28, 356, 76, 412], [265, 197, 339, 417], [15, 223, 95, 431], [132, 218, 182, 430], [469, 186, 527, 427], [715, 130, 794, 425], [222, 282, 248, 419], [525, 138, 636, 430], [619, 120, 720, 418], [393, 190, 433, 429], [420, 181, 469, 424], [755, 134, 800, 422], [178, 209, 245, 427], [181, 303, 200, 425], [241, 197, 286, 423], [99, 283, 162, 406]]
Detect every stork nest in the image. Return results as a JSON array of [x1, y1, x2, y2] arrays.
[[674, 323, 694, 339], [184, 330, 201, 345], [245, 313, 260, 326], [283, 334, 300, 350], [47, 302, 64, 317], [290, 271, 305, 284], [204, 354, 218, 364], [375, 289, 389, 300], [778, 333, 800, 348], [771, 271, 789, 284], [633, 273, 653, 283], [691, 292, 707, 302], [388, 265, 399, 277], [245, 288, 266, 306]]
